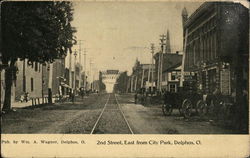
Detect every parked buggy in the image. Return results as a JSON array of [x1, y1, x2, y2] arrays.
[[162, 79, 203, 118], [162, 79, 235, 119]]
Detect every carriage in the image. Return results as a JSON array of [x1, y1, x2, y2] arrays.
[[161, 79, 203, 118], [161, 78, 234, 119]]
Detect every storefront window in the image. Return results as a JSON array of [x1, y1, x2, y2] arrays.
[[208, 69, 216, 93], [169, 84, 176, 92]]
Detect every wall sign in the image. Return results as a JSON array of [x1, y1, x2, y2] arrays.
[[220, 69, 231, 95]]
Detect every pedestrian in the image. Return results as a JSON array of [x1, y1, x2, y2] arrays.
[[25, 92, 29, 102], [70, 90, 75, 103], [134, 92, 138, 104]]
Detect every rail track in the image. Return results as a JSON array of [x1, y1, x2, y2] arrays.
[[90, 93, 134, 134]]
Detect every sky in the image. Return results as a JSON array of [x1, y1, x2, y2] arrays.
[[65, 1, 203, 79]]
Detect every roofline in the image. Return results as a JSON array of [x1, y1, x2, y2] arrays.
[[184, 2, 248, 28], [163, 62, 182, 73], [184, 2, 213, 28]]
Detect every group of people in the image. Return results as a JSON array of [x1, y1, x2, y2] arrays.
[[20, 92, 30, 102]]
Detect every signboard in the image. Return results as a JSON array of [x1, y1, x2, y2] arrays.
[[145, 81, 155, 87], [220, 69, 231, 95]]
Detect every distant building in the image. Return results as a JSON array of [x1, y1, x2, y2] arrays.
[[161, 53, 183, 92], [154, 28, 183, 92], [50, 58, 71, 96], [74, 63, 82, 91], [101, 70, 120, 93], [92, 80, 100, 92], [130, 59, 155, 92]]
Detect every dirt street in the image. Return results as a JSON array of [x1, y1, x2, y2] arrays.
[[1, 94, 108, 134], [117, 93, 241, 134], [1, 93, 241, 134]]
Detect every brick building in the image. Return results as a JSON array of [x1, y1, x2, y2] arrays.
[[182, 2, 249, 96]]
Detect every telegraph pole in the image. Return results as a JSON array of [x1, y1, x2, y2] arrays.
[[89, 59, 94, 91], [69, 49, 72, 89], [77, 40, 84, 88], [180, 30, 188, 88], [73, 50, 77, 94], [83, 48, 87, 92], [159, 34, 166, 93], [150, 43, 155, 93]]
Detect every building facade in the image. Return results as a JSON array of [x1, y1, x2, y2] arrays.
[[161, 53, 183, 92], [101, 70, 120, 93], [130, 59, 155, 92], [182, 2, 249, 96], [15, 59, 43, 100]]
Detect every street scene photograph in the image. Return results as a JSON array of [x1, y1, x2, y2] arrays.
[[0, 1, 249, 134]]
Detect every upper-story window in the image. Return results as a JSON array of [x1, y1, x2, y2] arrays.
[[171, 72, 176, 80], [35, 62, 38, 71], [31, 77, 34, 92]]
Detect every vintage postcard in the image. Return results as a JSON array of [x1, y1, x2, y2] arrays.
[[0, 0, 249, 157]]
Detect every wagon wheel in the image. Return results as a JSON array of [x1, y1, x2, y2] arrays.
[[196, 100, 207, 116], [178, 107, 184, 115], [162, 103, 173, 116], [182, 99, 193, 118]]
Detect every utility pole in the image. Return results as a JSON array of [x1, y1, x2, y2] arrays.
[[89, 58, 94, 91], [147, 65, 151, 86], [74, 50, 77, 94], [159, 34, 166, 93], [150, 43, 155, 93], [180, 29, 188, 88], [83, 48, 87, 91], [141, 68, 144, 88], [78, 40, 84, 87], [69, 49, 72, 89]]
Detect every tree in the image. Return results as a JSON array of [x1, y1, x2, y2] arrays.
[[114, 71, 129, 93], [1, 1, 76, 112], [98, 71, 106, 92]]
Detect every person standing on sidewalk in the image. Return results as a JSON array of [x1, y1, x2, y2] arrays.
[[70, 90, 75, 103]]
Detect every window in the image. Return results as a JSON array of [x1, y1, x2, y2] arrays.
[[169, 84, 176, 92], [31, 78, 34, 91], [208, 69, 217, 93], [23, 76, 26, 92], [202, 71, 206, 93], [171, 73, 176, 80], [35, 62, 38, 71]]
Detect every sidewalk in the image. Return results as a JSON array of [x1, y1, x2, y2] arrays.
[[11, 98, 56, 108]]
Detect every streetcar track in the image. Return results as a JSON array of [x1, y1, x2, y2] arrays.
[[114, 94, 134, 134], [90, 93, 134, 134], [90, 94, 110, 134]]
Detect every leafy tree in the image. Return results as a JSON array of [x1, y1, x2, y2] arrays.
[[1, 1, 76, 112], [114, 71, 129, 93], [98, 71, 106, 92]]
